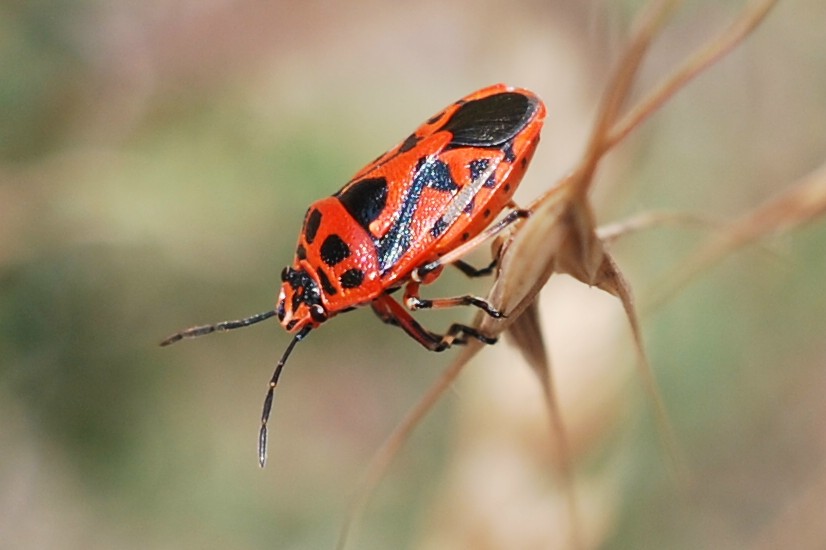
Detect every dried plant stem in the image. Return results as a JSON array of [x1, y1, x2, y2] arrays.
[[599, 252, 688, 485], [607, 0, 779, 149], [507, 301, 583, 549], [566, 0, 679, 199], [597, 210, 720, 244], [535, 363, 582, 550], [646, 160, 826, 311], [337, 343, 484, 550]]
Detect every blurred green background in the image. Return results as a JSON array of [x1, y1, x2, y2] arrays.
[[2, 1, 825, 548]]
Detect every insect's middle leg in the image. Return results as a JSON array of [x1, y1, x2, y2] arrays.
[[371, 294, 496, 352], [452, 258, 498, 278], [403, 280, 504, 319]]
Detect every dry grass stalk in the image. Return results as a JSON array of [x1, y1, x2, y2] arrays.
[[647, 159, 826, 310]]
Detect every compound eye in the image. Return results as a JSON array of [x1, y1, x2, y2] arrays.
[[280, 267, 290, 282], [310, 304, 327, 324]]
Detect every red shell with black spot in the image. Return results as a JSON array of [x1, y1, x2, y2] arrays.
[[276, 84, 546, 334]]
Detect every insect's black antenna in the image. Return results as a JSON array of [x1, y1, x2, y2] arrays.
[[160, 310, 277, 347], [258, 326, 311, 468]]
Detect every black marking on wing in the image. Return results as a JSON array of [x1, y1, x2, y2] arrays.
[[463, 198, 475, 215], [399, 133, 422, 153], [426, 110, 446, 125], [430, 218, 448, 238], [377, 158, 458, 273], [336, 177, 388, 233], [502, 140, 516, 163], [415, 157, 459, 192], [469, 158, 497, 188], [441, 92, 537, 147]]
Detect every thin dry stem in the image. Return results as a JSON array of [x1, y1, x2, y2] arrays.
[[595, 252, 688, 486], [646, 160, 826, 310], [607, 0, 779, 149], [337, 343, 484, 550], [596, 210, 721, 244], [565, 0, 678, 199], [507, 301, 582, 549]]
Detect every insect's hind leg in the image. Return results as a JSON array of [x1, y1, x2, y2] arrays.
[[371, 295, 497, 352]]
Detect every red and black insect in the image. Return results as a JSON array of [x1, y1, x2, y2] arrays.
[[162, 84, 546, 465]]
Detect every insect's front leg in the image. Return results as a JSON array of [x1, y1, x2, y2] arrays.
[[371, 294, 497, 352], [403, 280, 505, 319]]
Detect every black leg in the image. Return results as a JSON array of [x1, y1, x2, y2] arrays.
[[453, 258, 498, 278]]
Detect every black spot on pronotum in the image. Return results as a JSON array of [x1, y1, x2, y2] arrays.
[[339, 268, 364, 289], [317, 268, 337, 296], [320, 234, 351, 267], [336, 177, 388, 232], [399, 133, 422, 153], [304, 209, 322, 244]]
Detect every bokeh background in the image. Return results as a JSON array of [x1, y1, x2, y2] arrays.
[[2, 1, 825, 548]]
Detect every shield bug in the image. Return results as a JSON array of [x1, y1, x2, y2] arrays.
[[162, 84, 546, 465]]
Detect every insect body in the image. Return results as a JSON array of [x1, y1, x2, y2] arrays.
[[162, 84, 546, 465]]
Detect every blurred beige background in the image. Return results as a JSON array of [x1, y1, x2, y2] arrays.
[[1, 1, 825, 548]]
